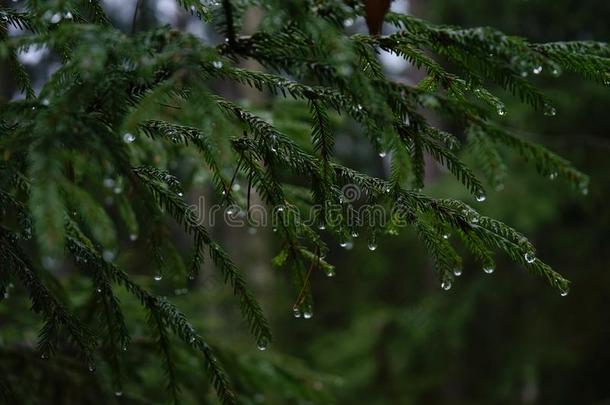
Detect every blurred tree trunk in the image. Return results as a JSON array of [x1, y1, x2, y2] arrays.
[[0, 0, 16, 101]]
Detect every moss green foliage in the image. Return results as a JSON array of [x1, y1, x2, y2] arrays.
[[0, 0, 607, 403]]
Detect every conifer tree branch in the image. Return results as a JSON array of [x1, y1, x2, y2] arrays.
[[133, 166, 272, 346], [0, 2, 602, 400], [0, 228, 97, 363], [65, 232, 237, 404]]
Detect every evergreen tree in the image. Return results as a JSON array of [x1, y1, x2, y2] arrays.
[[0, 0, 607, 403]]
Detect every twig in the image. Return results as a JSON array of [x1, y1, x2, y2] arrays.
[[293, 246, 319, 309]]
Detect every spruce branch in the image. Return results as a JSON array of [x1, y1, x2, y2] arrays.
[[0, 2, 601, 401], [65, 233, 237, 404], [0, 228, 97, 363], [133, 166, 272, 347]]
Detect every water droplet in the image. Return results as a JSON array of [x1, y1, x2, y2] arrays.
[[115, 391, 123, 397], [453, 268, 462, 277], [122, 132, 135, 143], [42, 256, 60, 270], [189, 336, 196, 343], [326, 268, 335, 277], [441, 280, 452, 291], [50, 12, 62, 24], [551, 67, 562, 77], [88, 363, 96, 372], [549, 172, 558, 180], [378, 151, 387, 158], [174, 288, 188, 296], [475, 191, 487, 202], [129, 233, 138, 241], [560, 289, 569, 297], [277, 206, 284, 213], [367, 242, 377, 251], [96, 287, 102, 293], [257, 338, 269, 351], [178, 192, 183, 197], [464, 209, 480, 225], [293, 306, 302, 318], [41, 353, 48, 360], [483, 266, 495, 274], [525, 252, 536, 264], [442, 233, 450, 240], [212, 60, 223, 69], [103, 178, 115, 188], [533, 65, 543, 75], [318, 224, 326, 230], [351, 231, 359, 238], [303, 310, 313, 319], [102, 250, 115, 262], [496, 105, 506, 116], [544, 104, 557, 116], [154, 273, 163, 281]]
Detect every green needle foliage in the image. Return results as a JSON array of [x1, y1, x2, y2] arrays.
[[0, 0, 607, 403]]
